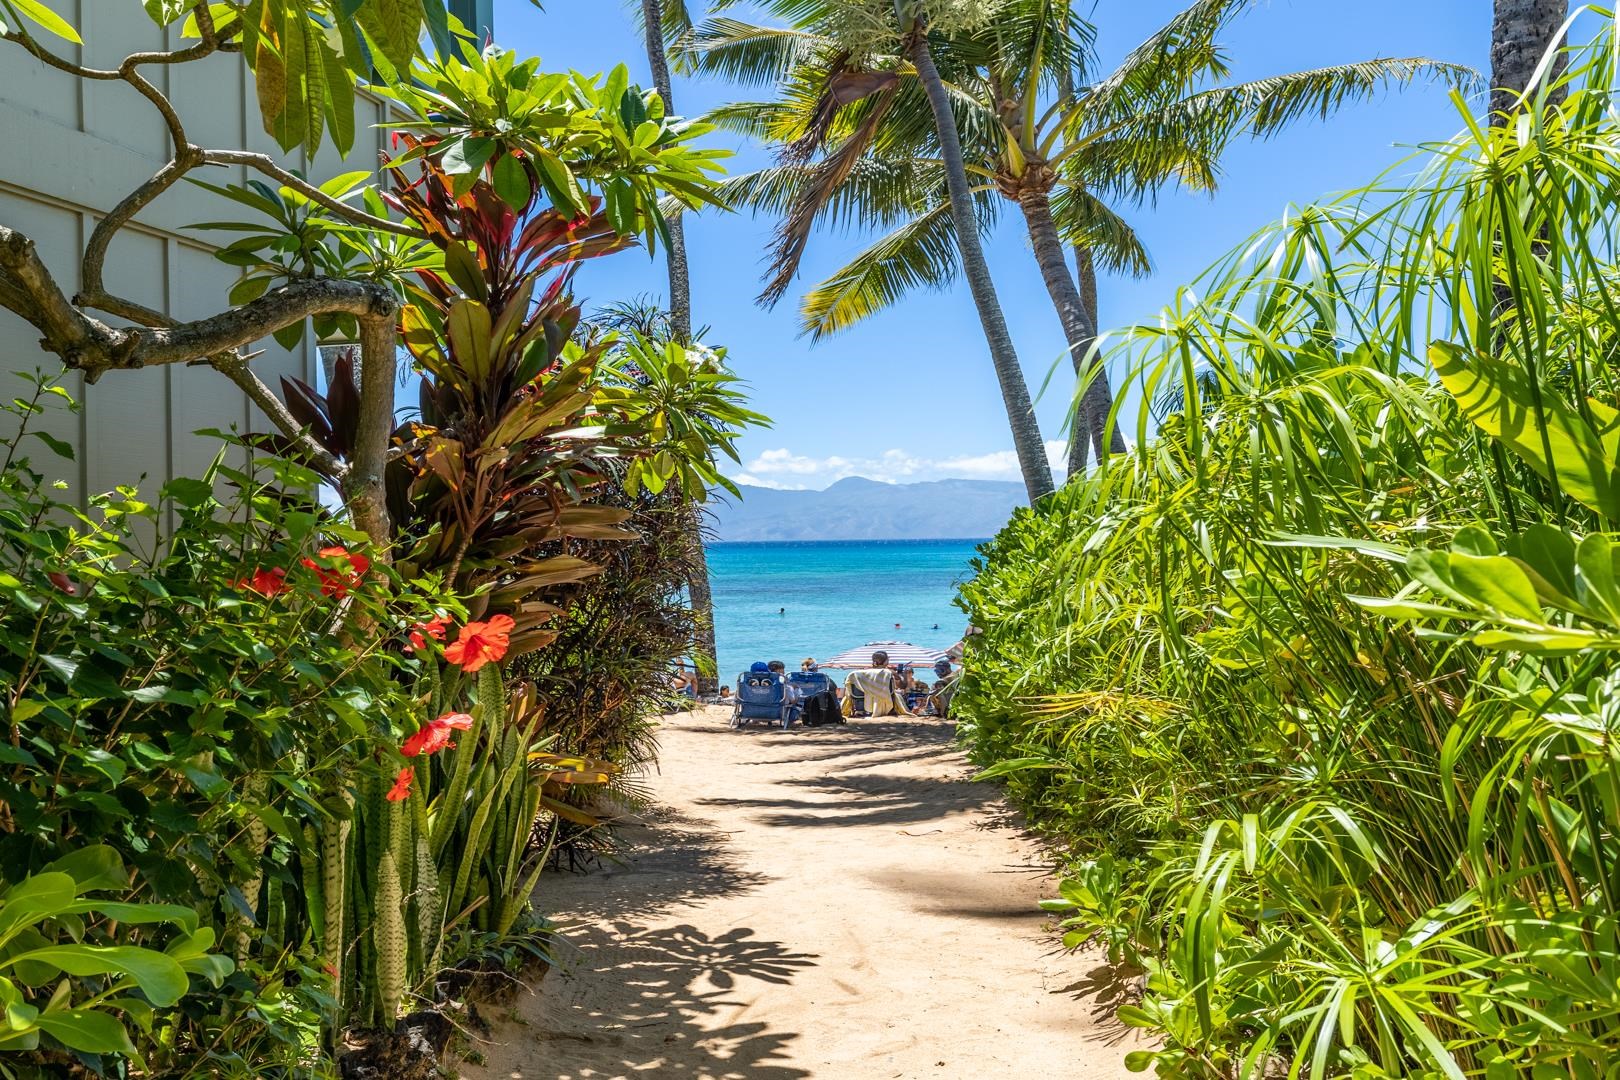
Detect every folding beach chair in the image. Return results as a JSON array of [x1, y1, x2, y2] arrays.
[[731, 670, 800, 730]]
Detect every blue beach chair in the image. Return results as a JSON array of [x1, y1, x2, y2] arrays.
[[732, 669, 800, 730]]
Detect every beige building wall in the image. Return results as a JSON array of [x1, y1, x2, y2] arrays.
[[0, 1, 394, 509]]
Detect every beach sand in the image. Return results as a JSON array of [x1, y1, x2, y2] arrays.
[[457, 706, 1137, 1080]]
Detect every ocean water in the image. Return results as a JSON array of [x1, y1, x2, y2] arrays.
[[705, 539, 984, 682]]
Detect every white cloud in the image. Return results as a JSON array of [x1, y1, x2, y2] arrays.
[[729, 442, 1069, 490]]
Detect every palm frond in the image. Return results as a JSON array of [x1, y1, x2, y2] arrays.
[[674, 18, 832, 85], [720, 157, 945, 231], [1086, 0, 1246, 118], [1235, 58, 1479, 138], [760, 82, 900, 306], [799, 201, 959, 338], [702, 100, 801, 142], [1050, 187, 1152, 276], [798, 187, 998, 338]]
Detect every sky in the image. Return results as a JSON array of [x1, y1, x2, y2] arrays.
[[496, 0, 1492, 491]]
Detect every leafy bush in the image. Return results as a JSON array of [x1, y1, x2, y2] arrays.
[[960, 20, 1620, 1078], [0, 376, 444, 1072]]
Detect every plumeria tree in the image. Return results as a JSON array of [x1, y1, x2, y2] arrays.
[[0, 1, 726, 550]]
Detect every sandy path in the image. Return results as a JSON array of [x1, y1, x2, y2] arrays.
[[460, 706, 1135, 1080]]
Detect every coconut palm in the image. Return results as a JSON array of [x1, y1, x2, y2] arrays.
[[1491, 0, 1570, 115], [684, 0, 1469, 474], [681, 0, 1057, 499]]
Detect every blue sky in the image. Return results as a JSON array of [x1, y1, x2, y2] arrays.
[[497, 0, 1490, 490]]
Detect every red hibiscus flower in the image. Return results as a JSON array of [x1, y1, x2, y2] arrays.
[[46, 571, 79, 596], [407, 615, 450, 653], [301, 545, 370, 598], [400, 712, 476, 757], [443, 615, 514, 673], [385, 766, 414, 802], [234, 566, 288, 597]]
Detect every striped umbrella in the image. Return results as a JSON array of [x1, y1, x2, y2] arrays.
[[820, 641, 950, 669]]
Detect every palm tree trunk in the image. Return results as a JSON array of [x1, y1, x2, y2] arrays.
[[640, 0, 693, 343], [1069, 244, 1124, 471], [1014, 186, 1125, 480], [1490, 0, 1568, 117], [907, 29, 1054, 502], [641, 0, 717, 693]]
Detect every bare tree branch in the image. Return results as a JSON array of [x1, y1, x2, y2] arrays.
[[1, 222, 396, 370], [212, 352, 349, 479], [80, 147, 207, 309], [344, 314, 400, 543], [0, 4, 400, 550]]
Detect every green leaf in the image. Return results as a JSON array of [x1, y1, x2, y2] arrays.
[[1408, 549, 1543, 622], [16, 946, 188, 1007], [9, 0, 81, 43], [161, 476, 215, 508], [1575, 533, 1620, 628], [492, 153, 532, 211], [33, 1007, 132, 1054], [1431, 342, 1620, 522], [446, 299, 493, 383], [28, 431, 73, 460]]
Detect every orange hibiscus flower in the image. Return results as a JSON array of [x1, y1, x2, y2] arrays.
[[234, 566, 288, 597], [443, 615, 514, 672], [301, 546, 370, 598], [407, 614, 450, 653], [385, 766, 414, 802], [400, 712, 475, 757]]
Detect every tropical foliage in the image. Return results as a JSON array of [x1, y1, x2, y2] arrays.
[[958, 18, 1620, 1076], [0, 3, 760, 1074]]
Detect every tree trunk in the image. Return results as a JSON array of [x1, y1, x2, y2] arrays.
[[1491, 0, 1569, 117], [908, 30, 1054, 502], [343, 313, 398, 551], [641, 0, 718, 692], [1014, 187, 1124, 482]]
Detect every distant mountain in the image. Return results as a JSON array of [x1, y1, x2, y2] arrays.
[[709, 477, 1027, 542]]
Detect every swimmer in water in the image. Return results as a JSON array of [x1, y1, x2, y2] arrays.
[[779, 607, 785, 615]]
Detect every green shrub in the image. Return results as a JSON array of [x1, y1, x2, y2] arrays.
[[0, 376, 442, 1073], [960, 20, 1620, 1078]]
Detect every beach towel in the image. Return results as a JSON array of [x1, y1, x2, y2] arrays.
[[842, 667, 909, 717]]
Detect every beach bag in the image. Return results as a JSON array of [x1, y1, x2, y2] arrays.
[[801, 689, 842, 726]]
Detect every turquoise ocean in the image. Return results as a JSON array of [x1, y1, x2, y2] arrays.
[[705, 539, 984, 681]]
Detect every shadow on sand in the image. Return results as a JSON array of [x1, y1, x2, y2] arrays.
[[691, 720, 996, 830], [515, 919, 818, 1080]]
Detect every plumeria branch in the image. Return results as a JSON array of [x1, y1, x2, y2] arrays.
[[0, 3, 400, 547]]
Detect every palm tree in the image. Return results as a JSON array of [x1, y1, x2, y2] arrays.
[[898, 1, 1054, 499], [634, 0, 723, 692], [679, 0, 1056, 500], [1491, 0, 1569, 116], [685, 0, 1469, 475]]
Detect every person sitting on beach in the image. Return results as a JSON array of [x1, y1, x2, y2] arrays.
[[767, 660, 801, 705], [929, 659, 960, 719], [842, 650, 910, 718]]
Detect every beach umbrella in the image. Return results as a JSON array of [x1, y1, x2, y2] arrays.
[[820, 641, 949, 668]]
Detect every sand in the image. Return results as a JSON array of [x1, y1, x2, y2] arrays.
[[458, 706, 1137, 1080]]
